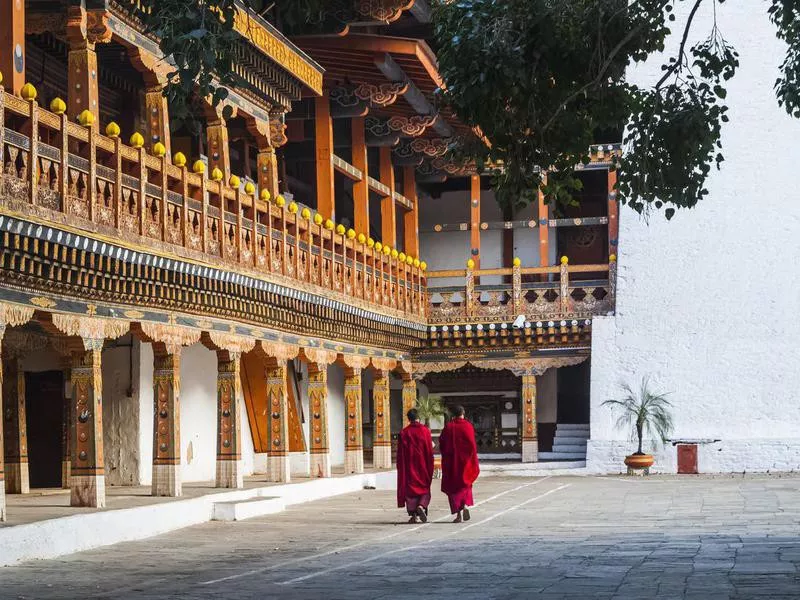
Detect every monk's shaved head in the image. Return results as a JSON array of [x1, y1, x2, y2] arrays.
[[407, 408, 419, 422], [453, 405, 465, 417]]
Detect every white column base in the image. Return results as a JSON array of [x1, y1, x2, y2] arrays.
[[522, 440, 539, 463], [71, 474, 106, 508], [290, 451, 311, 478], [267, 455, 291, 483], [373, 445, 392, 469], [152, 464, 182, 497], [310, 452, 331, 478], [5, 463, 30, 494], [344, 449, 364, 474], [61, 460, 71, 489], [216, 459, 244, 488]]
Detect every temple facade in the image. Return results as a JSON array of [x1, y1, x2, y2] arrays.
[[0, 0, 628, 523]]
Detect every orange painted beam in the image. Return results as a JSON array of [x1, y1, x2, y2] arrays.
[[470, 174, 481, 269], [538, 175, 550, 266], [352, 116, 369, 235], [315, 92, 335, 220], [0, 0, 25, 94], [241, 351, 268, 453], [379, 146, 396, 247], [608, 169, 619, 259], [403, 166, 419, 257]]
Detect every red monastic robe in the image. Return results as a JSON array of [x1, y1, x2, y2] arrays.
[[438, 417, 480, 513], [396, 421, 434, 508]]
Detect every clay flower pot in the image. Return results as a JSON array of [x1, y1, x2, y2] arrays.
[[624, 454, 654, 470]]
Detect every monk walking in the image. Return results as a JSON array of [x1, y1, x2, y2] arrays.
[[439, 405, 479, 523], [396, 408, 434, 523]]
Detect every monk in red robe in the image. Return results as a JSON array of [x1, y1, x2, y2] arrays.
[[396, 408, 434, 523], [438, 405, 480, 522]]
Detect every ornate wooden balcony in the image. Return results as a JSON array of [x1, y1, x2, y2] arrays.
[[0, 90, 425, 325]]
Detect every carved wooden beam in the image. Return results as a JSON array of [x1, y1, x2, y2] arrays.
[[365, 116, 401, 147], [387, 115, 438, 137], [354, 81, 408, 107], [358, 0, 415, 22], [330, 86, 369, 119], [392, 141, 425, 167]]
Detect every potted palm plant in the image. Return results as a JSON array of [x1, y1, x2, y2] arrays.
[[415, 394, 448, 428], [602, 378, 674, 473]]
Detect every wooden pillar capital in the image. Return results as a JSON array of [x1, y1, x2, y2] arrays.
[[216, 352, 243, 488]]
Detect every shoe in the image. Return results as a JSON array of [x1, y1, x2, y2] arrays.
[[416, 506, 428, 523], [453, 512, 462, 523], [408, 515, 419, 524], [462, 507, 471, 522]]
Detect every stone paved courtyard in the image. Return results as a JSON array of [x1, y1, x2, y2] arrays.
[[3, 474, 800, 599]]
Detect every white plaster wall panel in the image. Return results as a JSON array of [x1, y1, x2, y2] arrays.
[[239, 393, 256, 477], [327, 364, 346, 466], [137, 340, 154, 486], [179, 343, 218, 482], [100, 343, 138, 486], [588, 3, 800, 473]]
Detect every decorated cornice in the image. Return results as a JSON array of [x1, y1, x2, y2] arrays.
[[370, 356, 398, 372], [387, 115, 438, 137], [412, 355, 589, 379], [339, 353, 371, 371], [52, 314, 130, 343], [300, 347, 339, 366], [354, 82, 409, 107]]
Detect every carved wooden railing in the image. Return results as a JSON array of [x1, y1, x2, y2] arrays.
[[426, 261, 615, 325], [0, 89, 425, 320]]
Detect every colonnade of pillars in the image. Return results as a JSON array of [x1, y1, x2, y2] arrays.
[[0, 334, 418, 521]]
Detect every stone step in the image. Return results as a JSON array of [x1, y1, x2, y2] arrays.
[[552, 435, 589, 445], [538, 451, 587, 460], [555, 423, 590, 431], [212, 496, 285, 522], [550, 444, 587, 453]]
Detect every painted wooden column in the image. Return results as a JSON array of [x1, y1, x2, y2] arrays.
[[470, 174, 481, 269], [352, 116, 370, 235], [307, 363, 331, 478], [538, 175, 550, 267], [520, 372, 539, 463], [207, 118, 231, 182], [144, 86, 171, 157], [66, 24, 100, 120], [0, 0, 25, 94], [61, 366, 72, 489], [372, 371, 392, 469], [379, 147, 396, 247], [343, 368, 364, 474], [266, 360, 290, 483], [608, 168, 619, 259], [401, 374, 417, 420], [0, 327, 5, 520], [403, 167, 419, 258], [315, 91, 335, 220], [70, 342, 105, 508], [152, 348, 181, 497], [3, 358, 29, 494], [216, 351, 243, 489], [257, 147, 280, 201]]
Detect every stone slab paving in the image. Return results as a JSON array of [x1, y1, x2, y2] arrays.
[[3, 474, 800, 599]]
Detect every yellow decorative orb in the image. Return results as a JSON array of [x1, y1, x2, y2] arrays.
[[105, 121, 121, 138], [20, 83, 37, 101], [367, 238, 375, 248], [275, 195, 286, 208], [229, 174, 241, 188], [244, 181, 256, 195], [314, 213, 323, 226], [336, 224, 346, 235], [560, 255, 569, 265], [152, 142, 166, 157], [374, 242, 383, 252], [466, 258, 475, 269], [357, 233, 366, 244], [210, 167, 223, 181], [391, 248, 399, 259], [398, 252, 406, 262], [383, 245, 391, 255], [609, 254, 617, 262], [192, 160, 206, 174], [406, 255, 414, 265], [259, 189, 271, 202], [0, 72, 3, 85], [288, 202, 298, 214], [413, 258, 420, 268], [301, 207, 311, 220], [129, 132, 144, 148], [420, 261, 427, 271], [78, 110, 95, 126], [513, 257, 522, 267], [324, 219, 334, 231], [173, 152, 187, 168], [347, 228, 356, 240], [49, 97, 66, 115]]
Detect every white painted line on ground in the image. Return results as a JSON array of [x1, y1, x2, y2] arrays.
[[277, 483, 570, 586], [198, 477, 553, 587]]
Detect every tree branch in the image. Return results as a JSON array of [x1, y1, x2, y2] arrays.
[[655, 0, 705, 89]]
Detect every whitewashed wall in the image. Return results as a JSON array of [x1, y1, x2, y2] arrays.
[[589, 3, 800, 473], [327, 364, 346, 467]]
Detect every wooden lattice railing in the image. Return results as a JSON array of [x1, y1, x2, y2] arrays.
[[0, 89, 425, 321]]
